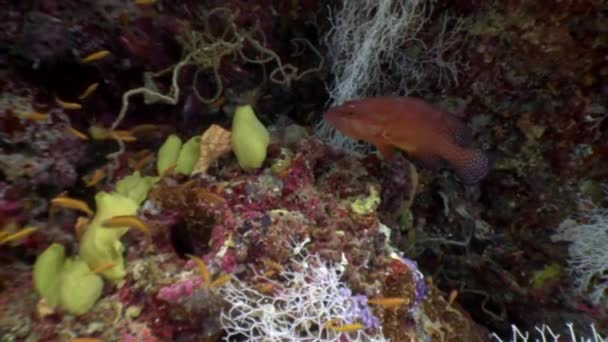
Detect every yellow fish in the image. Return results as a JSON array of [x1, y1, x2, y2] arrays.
[[0, 226, 38, 245], [81, 50, 111, 63], [66, 127, 89, 140], [102, 215, 150, 235], [210, 274, 232, 287], [83, 168, 106, 187], [92, 262, 115, 273], [14, 111, 48, 122], [78, 82, 99, 100], [51, 196, 94, 216], [367, 297, 407, 307], [55, 97, 82, 110], [188, 254, 211, 286]]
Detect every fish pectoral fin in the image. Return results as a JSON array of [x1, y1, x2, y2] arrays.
[[375, 144, 396, 159], [396, 142, 417, 153], [411, 152, 444, 170], [381, 129, 417, 154]]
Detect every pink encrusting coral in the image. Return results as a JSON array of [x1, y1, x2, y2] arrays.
[[157, 277, 203, 303]]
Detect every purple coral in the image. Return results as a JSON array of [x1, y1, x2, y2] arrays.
[[341, 288, 381, 330], [219, 251, 387, 341], [399, 255, 427, 310]]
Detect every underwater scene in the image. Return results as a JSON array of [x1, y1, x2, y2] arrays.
[[0, 1, 607, 341]]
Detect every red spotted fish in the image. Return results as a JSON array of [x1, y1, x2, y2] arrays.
[[323, 96, 490, 184]]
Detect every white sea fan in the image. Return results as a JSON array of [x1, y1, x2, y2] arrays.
[[315, 0, 465, 152], [218, 251, 386, 342], [490, 323, 605, 342], [551, 207, 608, 308]]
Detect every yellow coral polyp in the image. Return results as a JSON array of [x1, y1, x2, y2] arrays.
[[350, 186, 381, 215]]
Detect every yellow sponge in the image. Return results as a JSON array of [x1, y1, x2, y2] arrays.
[[58, 257, 103, 315], [78, 191, 139, 280], [156, 134, 182, 175], [33, 243, 65, 307], [175, 135, 201, 175], [231, 105, 270, 170]]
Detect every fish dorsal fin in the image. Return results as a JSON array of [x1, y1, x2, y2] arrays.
[[403, 97, 474, 147], [375, 143, 395, 159]]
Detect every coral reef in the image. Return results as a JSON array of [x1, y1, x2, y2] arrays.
[[0, 0, 607, 341], [0, 126, 484, 340]]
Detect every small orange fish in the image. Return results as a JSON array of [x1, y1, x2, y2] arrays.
[[447, 289, 459, 307], [78, 82, 99, 100], [89, 125, 136, 142], [103, 215, 150, 235], [255, 282, 276, 294], [51, 196, 94, 216], [210, 274, 232, 287], [367, 297, 407, 307], [74, 216, 90, 240], [327, 323, 364, 332], [14, 111, 48, 122], [189, 255, 211, 286], [81, 50, 111, 63], [129, 124, 172, 140], [55, 97, 82, 110], [324, 97, 490, 184], [132, 153, 154, 171], [67, 127, 89, 140], [261, 270, 276, 277], [0, 226, 38, 245], [323, 319, 364, 332], [83, 168, 105, 187], [129, 124, 157, 135], [261, 257, 284, 272], [92, 262, 115, 273], [160, 163, 177, 176]]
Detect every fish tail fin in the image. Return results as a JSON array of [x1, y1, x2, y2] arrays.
[[451, 148, 491, 185]]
